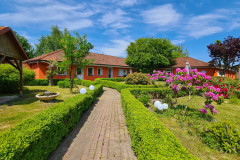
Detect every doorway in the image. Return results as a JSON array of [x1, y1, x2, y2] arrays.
[[108, 68, 113, 78]]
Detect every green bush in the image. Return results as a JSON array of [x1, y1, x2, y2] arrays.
[[201, 122, 240, 154], [23, 68, 35, 84], [58, 80, 71, 88], [125, 72, 152, 85], [99, 77, 125, 82], [0, 64, 35, 93], [121, 88, 197, 160], [0, 84, 103, 160], [95, 78, 156, 92], [82, 80, 97, 87], [137, 92, 150, 106], [26, 79, 49, 86], [211, 76, 240, 88]]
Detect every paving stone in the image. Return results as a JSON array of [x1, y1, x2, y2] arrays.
[[48, 87, 137, 160]]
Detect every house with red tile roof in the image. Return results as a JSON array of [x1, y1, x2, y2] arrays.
[[159, 57, 236, 78], [24, 49, 134, 81]]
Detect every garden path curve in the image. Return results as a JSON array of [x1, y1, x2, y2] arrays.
[[48, 87, 137, 160]]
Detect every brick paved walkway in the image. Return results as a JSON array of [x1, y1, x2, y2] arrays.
[[48, 87, 137, 160]]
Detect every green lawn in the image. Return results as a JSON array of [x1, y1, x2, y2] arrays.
[[152, 96, 240, 160], [0, 85, 86, 134]]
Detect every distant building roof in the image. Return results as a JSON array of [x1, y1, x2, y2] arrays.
[[26, 49, 129, 67], [172, 57, 211, 68]]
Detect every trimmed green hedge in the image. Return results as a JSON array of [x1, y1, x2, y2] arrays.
[[0, 64, 35, 93], [0, 84, 103, 160], [82, 80, 97, 87], [95, 78, 156, 92], [26, 79, 63, 86], [121, 88, 197, 160]]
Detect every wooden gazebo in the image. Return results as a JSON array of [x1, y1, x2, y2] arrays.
[[0, 26, 28, 94]]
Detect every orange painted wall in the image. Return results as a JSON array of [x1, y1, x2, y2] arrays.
[[28, 62, 132, 81], [169, 68, 236, 78], [84, 66, 130, 81]]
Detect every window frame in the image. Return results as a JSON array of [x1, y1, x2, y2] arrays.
[[87, 67, 94, 76], [97, 68, 103, 76], [118, 69, 127, 77]]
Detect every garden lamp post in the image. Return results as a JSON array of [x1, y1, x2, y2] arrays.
[[185, 60, 190, 74]]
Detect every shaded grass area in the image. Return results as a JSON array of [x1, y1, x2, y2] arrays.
[[0, 85, 85, 134], [151, 96, 240, 160]]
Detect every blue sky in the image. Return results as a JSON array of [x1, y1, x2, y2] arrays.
[[1, 0, 240, 62]]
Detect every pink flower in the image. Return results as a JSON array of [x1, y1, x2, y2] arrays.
[[200, 108, 207, 114], [208, 92, 215, 97], [150, 78, 153, 80], [215, 88, 221, 93], [181, 77, 187, 81], [170, 73, 175, 77], [147, 73, 150, 76], [203, 83, 208, 87], [212, 95, 218, 101], [205, 104, 210, 108], [196, 86, 203, 90], [192, 75, 197, 79], [182, 68, 187, 72], [153, 70, 156, 73], [187, 76, 193, 81], [188, 83, 192, 86], [176, 68, 181, 73], [208, 86, 215, 90], [212, 109, 218, 114], [205, 75, 211, 81]]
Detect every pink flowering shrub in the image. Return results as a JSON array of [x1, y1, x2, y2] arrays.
[[149, 68, 224, 115]]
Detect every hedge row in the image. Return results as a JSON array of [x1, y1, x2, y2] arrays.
[[26, 79, 63, 86], [0, 84, 103, 160], [95, 78, 156, 92], [121, 88, 197, 160]]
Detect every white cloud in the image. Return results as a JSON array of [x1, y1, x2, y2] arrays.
[[0, 1, 94, 30], [119, 0, 137, 6], [141, 4, 181, 27], [99, 39, 131, 57], [184, 13, 226, 38], [99, 8, 131, 29], [171, 39, 185, 45]]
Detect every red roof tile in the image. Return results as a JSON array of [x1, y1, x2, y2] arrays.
[[27, 49, 129, 67], [172, 57, 210, 68]]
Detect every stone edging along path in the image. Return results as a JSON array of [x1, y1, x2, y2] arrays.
[[48, 87, 137, 160]]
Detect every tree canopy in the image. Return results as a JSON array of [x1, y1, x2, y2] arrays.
[[35, 25, 64, 56], [14, 31, 34, 58], [125, 38, 188, 73], [60, 30, 94, 93], [207, 36, 240, 71]]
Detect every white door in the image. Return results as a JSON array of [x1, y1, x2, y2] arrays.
[[76, 69, 84, 79], [108, 68, 113, 78]]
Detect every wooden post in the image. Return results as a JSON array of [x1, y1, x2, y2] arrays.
[[19, 60, 23, 95]]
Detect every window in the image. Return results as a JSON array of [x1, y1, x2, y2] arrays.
[[57, 67, 67, 75], [98, 68, 103, 76], [201, 70, 206, 74], [165, 69, 171, 74], [88, 67, 94, 76], [118, 69, 127, 77], [218, 70, 226, 77]]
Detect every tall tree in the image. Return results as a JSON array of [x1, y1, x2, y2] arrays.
[[125, 38, 188, 73], [207, 36, 240, 74], [35, 25, 63, 56], [14, 31, 34, 58], [60, 30, 94, 93]]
